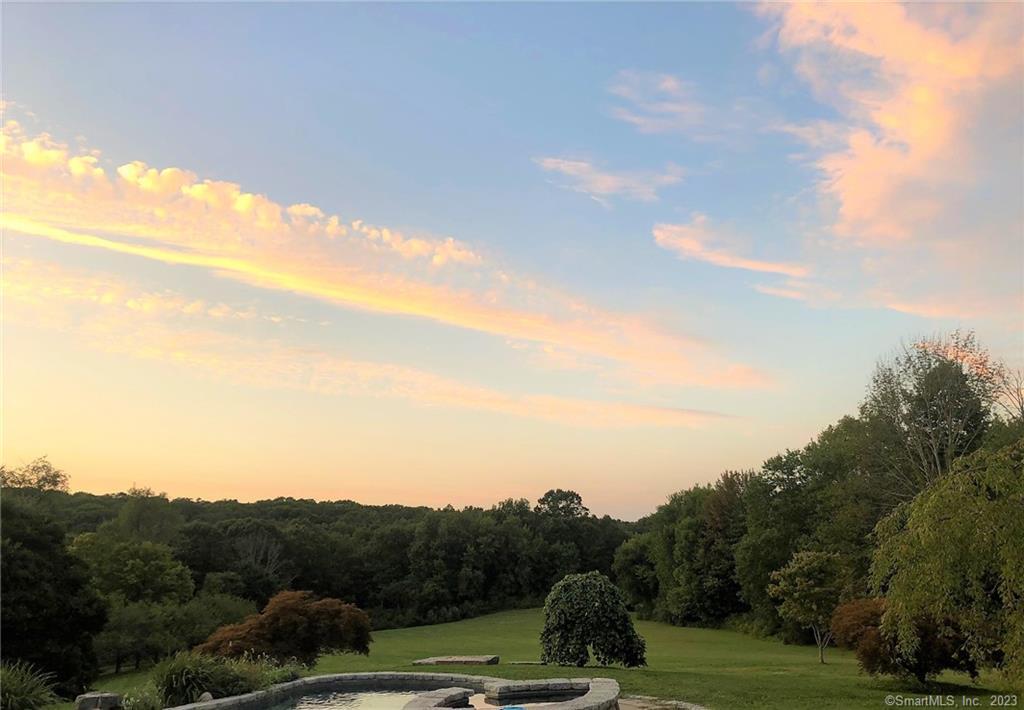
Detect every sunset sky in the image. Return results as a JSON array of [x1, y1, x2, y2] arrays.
[[2, 3, 1022, 519]]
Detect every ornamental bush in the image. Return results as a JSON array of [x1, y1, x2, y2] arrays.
[[196, 590, 372, 665], [151, 651, 302, 706], [540, 571, 646, 667], [831, 597, 978, 684], [0, 661, 58, 710]]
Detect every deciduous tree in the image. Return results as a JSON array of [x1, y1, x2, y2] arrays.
[[872, 439, 1024, 687], [769, 551, 844, 663], [196, 590, 372, 665]]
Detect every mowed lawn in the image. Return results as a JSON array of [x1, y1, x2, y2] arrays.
[[81, 609, 1005, 710]]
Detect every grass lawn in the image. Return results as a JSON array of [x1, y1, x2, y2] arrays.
[[76, 609, 1006, 710]]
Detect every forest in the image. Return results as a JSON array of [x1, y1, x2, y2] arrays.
[[2, 475, 626, 693], [2, 330, 1022, 698]]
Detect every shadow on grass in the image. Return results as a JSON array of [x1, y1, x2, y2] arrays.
[[870, 676, 1002, 698]]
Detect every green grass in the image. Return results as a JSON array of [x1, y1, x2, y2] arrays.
[[74, 609, 1006, 710]]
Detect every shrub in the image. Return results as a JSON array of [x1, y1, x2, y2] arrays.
[[196, 590, 371, 665], [831, 598, 978, 684], [0, 661, 58, 710], [151, 651, 302, 705], [540, 571, 647, 668], [120, 683, 163, 710]]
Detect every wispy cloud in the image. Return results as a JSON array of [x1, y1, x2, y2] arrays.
[[3, 258, 726, 428], [0, 116, 769, 388], [533, 156, 682, 204], [753, 279, 839, 305], [608, 70, 706, 135], [608, 70, 773, 144], [653, 214, 809, 278]]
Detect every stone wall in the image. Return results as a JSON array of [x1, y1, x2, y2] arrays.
[[165, 671, 620, 710]]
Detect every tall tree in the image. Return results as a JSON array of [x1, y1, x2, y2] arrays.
[[861, 331, 998, 502], [535, 489, 589, 518], [0, 457, 69, 492], [1, 497, 106, 695], [100, 487, 184, 545]]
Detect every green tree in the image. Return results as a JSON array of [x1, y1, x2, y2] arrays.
[[612, 533, 659, 617], [769, 551, 845, 664], [540, 571, 646, 668], [0, 456, 69, 491], [535, 489, 589, 518], [0, 497, 106, 695], [94, 593, 254, 672], [72, 534, 194, 604], [872, 439, 1024, 687], [734, 452, 821, 635], [100, 487, 184, 544], [215, 518, 293, 603], [861, 331, 999, 503]]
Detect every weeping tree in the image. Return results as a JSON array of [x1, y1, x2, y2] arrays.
[[540, 571, 646, 668], [872, 440, 1024, 688]]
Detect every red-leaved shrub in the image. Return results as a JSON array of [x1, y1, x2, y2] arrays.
[[196, 590, 371, 665], [831, 598, 976, 684]]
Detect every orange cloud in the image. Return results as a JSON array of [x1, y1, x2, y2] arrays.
[[3, 258, 725, 429], [0, 118, 769, 389], [761, 2, 1023, 243], [653, 214, 809, 278]]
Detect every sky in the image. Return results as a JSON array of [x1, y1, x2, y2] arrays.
[[2, 2, 1022, 519]]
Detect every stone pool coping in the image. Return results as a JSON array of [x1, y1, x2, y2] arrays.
[[166, 671, 620, 710]]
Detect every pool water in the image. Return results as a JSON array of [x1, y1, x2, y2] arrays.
[[278, 690, 559, 710], [282, 691, 420, 709]]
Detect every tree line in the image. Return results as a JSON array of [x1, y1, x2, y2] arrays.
[[1, 472, 627, 694], [3, 329, 1021, 696], [612, 331, 1023, 686]]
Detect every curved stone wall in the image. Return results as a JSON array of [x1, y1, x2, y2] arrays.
[[166, 671, 620, 710]]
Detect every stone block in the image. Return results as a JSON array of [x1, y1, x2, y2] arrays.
[[75, 693, 122, 710], [412, 655, 499, 665]]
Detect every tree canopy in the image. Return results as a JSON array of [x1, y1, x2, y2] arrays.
[[0, 497, 106, 695], [769, 551, 845, 663], [872, 439, 1024, 687]]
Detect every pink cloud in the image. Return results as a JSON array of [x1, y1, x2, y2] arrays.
[[761, 2, 1023, 244], [534, 156, 683, 204], [653, 214, 809, 278]]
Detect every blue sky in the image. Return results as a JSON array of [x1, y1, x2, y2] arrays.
[[3, 3, 1021, 518]]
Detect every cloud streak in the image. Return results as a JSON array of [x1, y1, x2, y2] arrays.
[[1, 117, 770, 389], [3, 258, 726, 428], [653, 214, 809, 278], [609, 70, 706, 135], [534, 156, 682, 204]]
